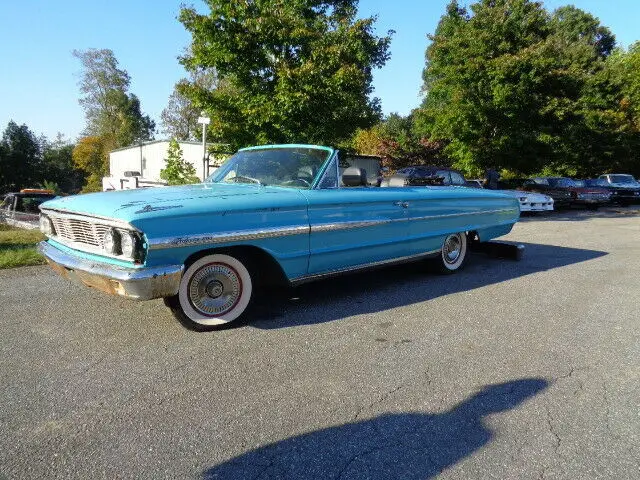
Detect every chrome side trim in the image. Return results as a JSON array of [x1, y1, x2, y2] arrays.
[[148, 225, 310, 250], [147, 208, 518, 249], [311, 218, 407, 233], [40, 208, 138, 231], [310, 208, 518, 233], [411, 208, 519, 223], [290, 249, 441, 285]]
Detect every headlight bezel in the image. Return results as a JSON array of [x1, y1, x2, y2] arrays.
[[102, 227, 142, 261], [118, 229, 137, 258], [39, 214, 55, 236], [102, 228, 121, 255]]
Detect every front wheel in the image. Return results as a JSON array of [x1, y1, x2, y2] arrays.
[[431, 232, 468, 274], [165, 253, 254, 331]]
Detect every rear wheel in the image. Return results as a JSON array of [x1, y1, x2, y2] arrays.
[[431, 232, 468, 274], [165, 253, 254, 331]]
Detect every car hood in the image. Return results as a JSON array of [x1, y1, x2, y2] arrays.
[[39, 183, 306, 224]]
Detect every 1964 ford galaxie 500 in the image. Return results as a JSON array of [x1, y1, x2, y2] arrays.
[[38, 144, 519, 331]]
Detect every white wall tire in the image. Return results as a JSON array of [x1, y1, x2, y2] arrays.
[[434, 232, 468, 274], [167, 253, 254, 331]]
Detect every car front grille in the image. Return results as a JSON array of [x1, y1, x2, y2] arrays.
[[580, 193, 609, 201], [50, 216, 111, 248]]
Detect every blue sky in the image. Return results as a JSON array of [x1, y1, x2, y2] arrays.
[[0, 0, 638, 142]]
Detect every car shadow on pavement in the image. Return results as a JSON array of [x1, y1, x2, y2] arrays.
[[202, 378, 548, 480], [519, 205, 640, 222], [248, 242, 607, 330]]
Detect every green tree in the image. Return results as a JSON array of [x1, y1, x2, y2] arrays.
[[161, 70, 219, 141], [416, 0, 624, 177], [73, 48, 155, 150], [0, 121, 42, 192], [41, 134, 85, 193], [160, 139, 200, 185], [351, 113, 445, 171], [178, 0, 392, 149], [72, 136, 108, 193]]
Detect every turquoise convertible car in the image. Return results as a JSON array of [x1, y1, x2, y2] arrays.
[[38, 144, 519, 331]]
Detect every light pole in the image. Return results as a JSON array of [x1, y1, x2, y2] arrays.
[[197, 112, 211, 180]]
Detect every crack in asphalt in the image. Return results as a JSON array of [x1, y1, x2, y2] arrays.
[[353, 384, 404, 422], [545, 406, 561, 454], [333, 442, 401, 480]]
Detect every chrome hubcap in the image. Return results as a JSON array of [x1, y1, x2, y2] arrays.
[[443, 235, 462, 264], [188, 263, 241, 316]]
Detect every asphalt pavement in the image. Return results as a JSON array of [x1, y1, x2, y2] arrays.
[[1, 207, 639, 479]]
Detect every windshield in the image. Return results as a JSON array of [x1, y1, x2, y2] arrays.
[[206, 147, 332, 188], [548, 178, 576, 188], [609, 174, 637, 184]]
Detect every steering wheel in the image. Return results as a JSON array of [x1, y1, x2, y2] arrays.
[[281, 178, 311, 187]]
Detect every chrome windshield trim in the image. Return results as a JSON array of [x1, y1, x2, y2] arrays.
[[148, 225, 310, 250], [290, 249, 441, 285], [40, 208, 138, 231]]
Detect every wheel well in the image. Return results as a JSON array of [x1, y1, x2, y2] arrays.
[[183, 246, 289, 287]]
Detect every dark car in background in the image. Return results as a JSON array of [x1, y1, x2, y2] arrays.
[[594, 174, 640, 205], [522, 177, 610, 209], [517, 178, 573, 207], [381, 166, 467, 187], [577, 179, 640, 206]]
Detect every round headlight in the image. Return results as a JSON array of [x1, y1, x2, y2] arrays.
[[119, 230, 136, 258], [102, 228, 121, 255], [39, 215, 54, 235]]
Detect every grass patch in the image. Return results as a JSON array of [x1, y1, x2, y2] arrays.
[[0, 225, 46, 269]]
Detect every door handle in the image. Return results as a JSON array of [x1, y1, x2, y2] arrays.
[[394, 201, 409, 208]]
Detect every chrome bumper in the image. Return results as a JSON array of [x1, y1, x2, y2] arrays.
[[38, 241, 183, 301]]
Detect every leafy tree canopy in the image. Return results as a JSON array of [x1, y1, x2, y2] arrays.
[[161, 70, 218, 141], [0, 121, 42, 192], [74, 49, 155, 150], [416, 0, 636, 177], [72, 136, 108, 193], [179, 0, 392, 149]]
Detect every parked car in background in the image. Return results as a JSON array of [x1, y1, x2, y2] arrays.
[[595, 174, 640, 205], [575, 179, 637, 206], [38, 145, 520, 331], [1, 189, 58, 228], [381, 166, 468, 187], [385, 169, 554, 213], [524, 177, 610, 209], [465, 179, 554, 213]]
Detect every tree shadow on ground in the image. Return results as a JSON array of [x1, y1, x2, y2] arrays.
[[203, 378, 548, 480], [519, 205, 640, 222], [247, 242, 606, 330]]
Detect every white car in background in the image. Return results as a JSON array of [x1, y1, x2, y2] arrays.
[[465, 180, 554, 213]]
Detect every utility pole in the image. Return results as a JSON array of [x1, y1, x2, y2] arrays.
[[197, 112, 211, 180]]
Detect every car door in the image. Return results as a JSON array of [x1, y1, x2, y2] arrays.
[[300, 157, 410, 275]]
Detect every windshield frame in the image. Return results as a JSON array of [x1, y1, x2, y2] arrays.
[[205, 145, 335, 189]]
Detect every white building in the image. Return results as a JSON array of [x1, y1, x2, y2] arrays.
[[108, 140, 229, 183]]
